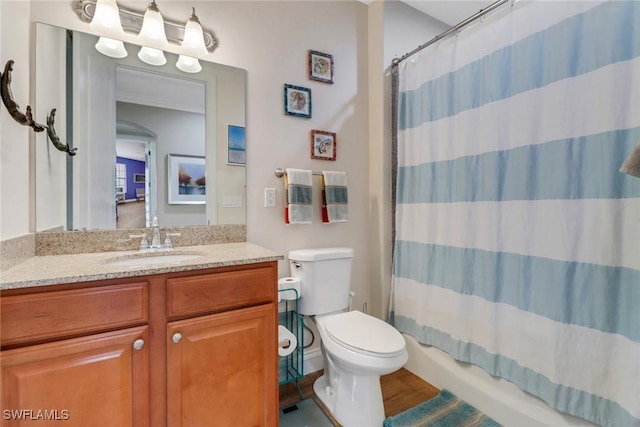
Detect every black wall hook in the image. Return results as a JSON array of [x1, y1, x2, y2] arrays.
[[1, 60, 77, 156]]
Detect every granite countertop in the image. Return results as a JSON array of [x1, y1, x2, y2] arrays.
[[0, 243, 283, 290]]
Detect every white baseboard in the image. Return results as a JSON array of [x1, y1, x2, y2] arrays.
[[303, 348, 323, 375]]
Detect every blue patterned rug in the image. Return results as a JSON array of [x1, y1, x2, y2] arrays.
[[383, 390, 502, 427]]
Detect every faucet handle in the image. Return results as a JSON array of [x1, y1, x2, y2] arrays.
[[163, 233, 181, 249], [129, 234, 149, 250]]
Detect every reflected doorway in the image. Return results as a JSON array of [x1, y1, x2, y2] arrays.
[[115, 121, 157, 229]]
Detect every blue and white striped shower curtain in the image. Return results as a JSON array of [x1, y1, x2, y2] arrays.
[[391, 2, 640, 426]]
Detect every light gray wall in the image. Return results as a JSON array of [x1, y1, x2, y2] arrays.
[[1, 1, 31, 239]]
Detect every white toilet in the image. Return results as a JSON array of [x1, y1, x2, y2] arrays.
[[288, 247, 408, 427]]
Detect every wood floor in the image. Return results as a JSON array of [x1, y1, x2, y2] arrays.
[[279, 368, 440, 426], [116, 200, 146, 229]]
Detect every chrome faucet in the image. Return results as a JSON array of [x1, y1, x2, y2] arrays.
[[130, 215, 180, 251]]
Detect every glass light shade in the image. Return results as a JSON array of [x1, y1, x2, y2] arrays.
[[138, 1, 169, 50], [176, 55, 202, 73], [95, 37, 128, 58], [180, 8, 208, 58], [90, 0, 125, 40], [138, 46, 167, 66]]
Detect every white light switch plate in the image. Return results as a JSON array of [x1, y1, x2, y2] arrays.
[[222, 196, 243, 208]]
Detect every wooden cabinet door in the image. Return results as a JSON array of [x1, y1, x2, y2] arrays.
[[1, 326, 149, 427], [167, 304, 277, 427]]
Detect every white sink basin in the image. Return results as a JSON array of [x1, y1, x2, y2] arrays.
[[106, 253, 204, 267]]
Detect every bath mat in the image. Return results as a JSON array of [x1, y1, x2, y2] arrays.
[[383, 389, 501, 427]]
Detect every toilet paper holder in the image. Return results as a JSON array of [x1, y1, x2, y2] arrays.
[[278, 287, 304, 390]]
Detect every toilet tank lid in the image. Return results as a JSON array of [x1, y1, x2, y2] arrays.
[[288, 247, 354, 261]]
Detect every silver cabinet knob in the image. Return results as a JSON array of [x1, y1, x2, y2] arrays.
[[172, 332, 183, 343], [133, 339, 145, 350]]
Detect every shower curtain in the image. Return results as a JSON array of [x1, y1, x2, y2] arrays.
[[390, 2, 640, 426]]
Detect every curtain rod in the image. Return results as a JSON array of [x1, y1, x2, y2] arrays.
[[391, 0, 510, 67]]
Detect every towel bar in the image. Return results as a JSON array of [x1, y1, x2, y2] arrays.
[[274, 168, 326, 178]]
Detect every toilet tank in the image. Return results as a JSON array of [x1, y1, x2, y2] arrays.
[[288, 247, 354, 316]]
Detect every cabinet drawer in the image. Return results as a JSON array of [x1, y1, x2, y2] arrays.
[[1, 282, 148, 348], [167, 265, 276, 319]]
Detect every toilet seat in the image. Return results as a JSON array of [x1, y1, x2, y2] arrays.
[[323, 311, 406, 358]]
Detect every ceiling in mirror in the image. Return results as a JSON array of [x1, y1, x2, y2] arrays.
[[34, 23, 247, 233]]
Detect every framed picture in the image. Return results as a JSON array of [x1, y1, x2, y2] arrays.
[[228, 125, 246, 166], [310, 130, 336, 161], [133, 173, 145, 183], [167, 154, 206, 204], [308, 50, 334, 84], [284, 84, 312, 118]]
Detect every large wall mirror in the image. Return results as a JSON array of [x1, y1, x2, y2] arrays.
[[34, 23, 246, 232]]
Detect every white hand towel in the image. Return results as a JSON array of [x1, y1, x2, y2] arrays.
[[285, 168, 313, 224], [321, 171, 348, 223]]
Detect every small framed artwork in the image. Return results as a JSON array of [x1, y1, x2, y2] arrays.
[[167, 154, 206, 204], [133, 173, 145, 183], [228, 125, 246, 166], [284, 84, 312, 118], [310, 130, 336, 161], [308, 50, 334, 84]]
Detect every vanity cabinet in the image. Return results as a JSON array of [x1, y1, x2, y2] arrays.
[[0, 282, 150, 427], [1, 326, 149, 427], [0, 261, 278, 427], [167, 305, 276, 426], [165, 265, 278, 427]]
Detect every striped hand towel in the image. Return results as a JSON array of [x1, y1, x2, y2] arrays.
[[321, 171, 348, 223], [285, 168, 313, 224]]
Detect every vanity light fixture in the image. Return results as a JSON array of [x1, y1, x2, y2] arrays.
[[74, 0, 217, 72], [176, 8, 207, 73], [137, 0, 169, 66], [90, 0, 128, 58]]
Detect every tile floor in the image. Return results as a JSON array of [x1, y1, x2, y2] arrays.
[[279, 398, 334, 427]]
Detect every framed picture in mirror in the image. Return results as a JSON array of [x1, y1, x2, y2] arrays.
[[228, 125, 246, 166], [133, 173, 145, 183], [167, 154, 206, 204]]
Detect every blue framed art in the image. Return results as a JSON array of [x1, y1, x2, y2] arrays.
[[228, 125, 246, 165]]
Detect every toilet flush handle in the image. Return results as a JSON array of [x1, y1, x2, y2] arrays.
[[291, 262, 302, 270]]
